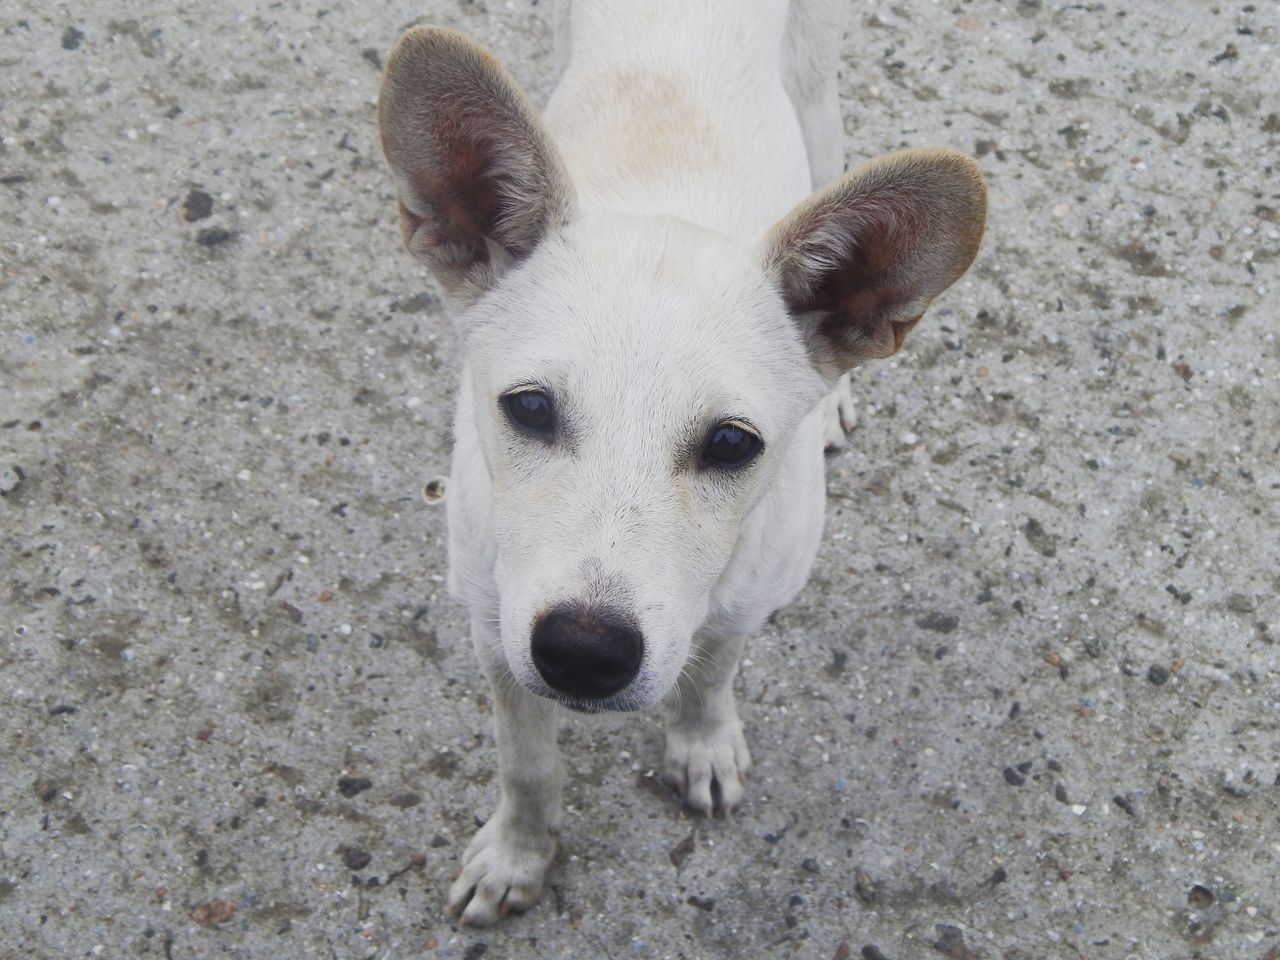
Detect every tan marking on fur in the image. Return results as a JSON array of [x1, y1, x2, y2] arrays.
[[557, 70, 727, 182]]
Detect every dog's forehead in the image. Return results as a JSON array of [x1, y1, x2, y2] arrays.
[[473, 214, 806, 409]]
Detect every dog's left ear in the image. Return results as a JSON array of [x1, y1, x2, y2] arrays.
[[378, 27, 575, 304], [762, 148, 987, 380]]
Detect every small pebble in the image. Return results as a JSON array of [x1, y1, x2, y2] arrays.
[[0, 466, 24, 495], [422, 477, 447, 504], [337, 776, 372, 798], [915, 612, 959, 634], [195, 226, 233, 246], [339, 845, 371, 871], [1188, 884, 1215, 908], [190, 899, 237, 927], [181, 189, 214, 222]]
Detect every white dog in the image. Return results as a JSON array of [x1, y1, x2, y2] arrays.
[[378, 0, 986, 926]]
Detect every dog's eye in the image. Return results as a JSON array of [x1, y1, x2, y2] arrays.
[[502, 389, 555, 434], [703, 421, 762, 468]]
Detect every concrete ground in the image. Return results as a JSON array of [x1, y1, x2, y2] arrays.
[[2, 1, 1277, 958]]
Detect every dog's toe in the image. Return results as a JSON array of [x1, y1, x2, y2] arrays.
[[823, 422, 848, 452], [446, 817, 555, 927], [662, 719, 751, 817], [822, 374, 857, 452]]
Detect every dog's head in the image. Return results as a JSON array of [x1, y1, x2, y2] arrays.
[[379, 28, 986, 712]]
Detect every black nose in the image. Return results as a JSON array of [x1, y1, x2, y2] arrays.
[[531, 605, 643, 700]]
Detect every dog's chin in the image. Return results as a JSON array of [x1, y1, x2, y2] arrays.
[[561, 699, 607, 715], [520, 679, 656, 714]]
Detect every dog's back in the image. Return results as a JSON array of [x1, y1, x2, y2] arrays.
[[545, 0, 819, 236]]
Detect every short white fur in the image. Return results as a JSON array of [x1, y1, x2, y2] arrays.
[[377, 0, 986, 926]]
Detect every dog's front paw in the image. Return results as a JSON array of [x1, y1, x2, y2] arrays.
[[446, 816, 557, 927], [822, 373, 857, 451], [662, 717, 752, 817]]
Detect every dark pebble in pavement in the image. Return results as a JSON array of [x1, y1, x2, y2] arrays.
[[196, 227, 232, 246], [182, 189, 214, 222], [915, 612, 959, 633], [337, 776, 373, 798], [1188, 884, 1215, 908], [339, 845, 372, 870], [932, 923, 977, 959]]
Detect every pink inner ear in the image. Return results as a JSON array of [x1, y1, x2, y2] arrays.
[[816, 290, 921, 361], [801, 224, 922, 362], [379, 27, 577, 298], [770, 148, 987, 373], [403, 132, 503, 263]]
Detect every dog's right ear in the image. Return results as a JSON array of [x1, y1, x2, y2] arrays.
[[762, 148, 986, 381], [378, 27, 575, 304]]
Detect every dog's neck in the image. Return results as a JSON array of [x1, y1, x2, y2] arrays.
[[543, 0, 814, 239]]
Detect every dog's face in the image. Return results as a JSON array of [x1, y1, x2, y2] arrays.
[[462, 215, 825, 710], [378, 28, 987, 711]]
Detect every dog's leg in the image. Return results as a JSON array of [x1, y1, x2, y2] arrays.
[[784, 0, 846, 189], [447, 617, 563, 926], [551, 0, 572, 85], [662, 633, 751, 816], [822, 371, 857, 452], [787, 0, 856, 451]]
